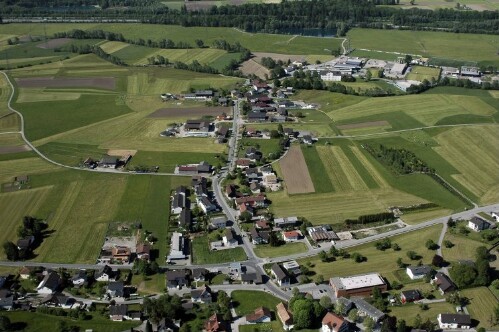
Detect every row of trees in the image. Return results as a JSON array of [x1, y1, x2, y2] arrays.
[[364, 144, 433, 175]]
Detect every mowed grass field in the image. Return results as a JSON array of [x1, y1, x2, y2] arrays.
[[0, 23, 343, 55], [298, 224, 442, 281], [461, 287, 499, 330], [192, 237, 247, 264], [253, 242, 307, 258], [433, 125, 499, 204], [348, 28, 499, 66], [406, 65, 441, 82], [231, 290, 282, 316]]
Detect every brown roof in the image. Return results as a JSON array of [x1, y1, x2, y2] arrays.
[[236, 159, 252, 166], [276, 302, 292, 325], [235, 195, 266, 205], [245, 307, 271, 323], [112, 246, 131, 257], [204, 313, 226, 332], [136, 244, 151, 255], [322, 312, 345, 330], [283, 231, 300, 238], [256, 219, 270, 229]]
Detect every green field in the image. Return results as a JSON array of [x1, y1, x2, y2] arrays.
[[0, 23, 343, 55], [300, 145, 335, 193], [441, 232, 488, 262], [128, 151, 223, 172], [388, 301, 456, 326], [192, 236, 247, 264], [298, 224, 442, 281], [461, 287, 499, 330], [406, 65, 441, 82], [253, 242, 308, 258], [231, 290, 282, 315], [239, 321, 286, 332], [4, 311, 139, 332], [348, 28, 499, 66]]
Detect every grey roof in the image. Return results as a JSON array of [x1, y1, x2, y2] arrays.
[[109, 304, 128, 316], [470, 217, 490, 229], [39, 272, 60, 291], [176, 186, 187, 195], [191, 268, 208, 279], [241, 273, 262, 284], [95, 265, 113, 279], [401, 290, 420, 301], [172, 193, 185, 209], [407, 265, 432, 275], [224, 228, 235, 241], [351, 298, 385, 321], [108, 281, 124, 297], [271, 263, 288, 280], [439, 313, 471, 325], [72, 270, 87, 281], [100, 155, 118, 165], [179, 209, 191, 227], [0, 296, 13, 308]]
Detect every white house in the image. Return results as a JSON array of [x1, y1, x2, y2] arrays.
[[37, 272, 61, 295], [438, 314, 471, 329], [467, 217, 491, 232], [491, 211, 499, 222], [406, 265, 432, 280]]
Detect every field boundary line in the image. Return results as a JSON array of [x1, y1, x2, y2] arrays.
[[0, 71, 189, 177]]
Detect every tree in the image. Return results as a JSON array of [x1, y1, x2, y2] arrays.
[[449, 264, 477, 288], [270, 130, 280, 138], [239, 211, 252, 222], [396, 257, 404, 268], [392, 243, 401, 251], [365, 70, 372, 82], [405, 54, 413, 64], [413, 314, 422, 329], [432, 254, 444, 267], [406, 251, 418, 260], [292, 299, 314, 329], [425, 239, 438, 250], [145, 320, 153, 332], [351, 252, 365, 263], [319, 295, 332, 309], [443, 240, 454, 248], [319, 251, 328, 262], [447, 217, 455, 227], [397, 319, 407, 332], [3, 241, 18, 261], [0, 316, 11, 331], [364, 317, 375, 332], [348, 308, 359, 322], [329, 246, 339, 257], [195, 39, 204, 48]]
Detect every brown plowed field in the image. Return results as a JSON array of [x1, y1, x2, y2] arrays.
[[239, 59, 270, 79], [337, 120, 390, 130], [148, 107, 229, 118], [37, 38, 73, 49], [16, 77, 116, 90], [279, 145, 315, 194], [0, 145, 30, 154]]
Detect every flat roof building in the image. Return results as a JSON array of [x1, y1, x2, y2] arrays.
[[167, 232, 186, 261], [330, 273, 387, 297]]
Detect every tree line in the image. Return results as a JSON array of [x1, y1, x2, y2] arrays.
[[1, 0, 498, 36], [364, 144, 434, 175]]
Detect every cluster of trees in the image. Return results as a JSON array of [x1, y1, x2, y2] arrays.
[[288, 290, 325, 329], [3, 216, 48, 261], [449, 246, 492, 288], [345, 212, 396, 226], [36, 306, 88, 321], [364, 144, 433, 175], [260, 57, 287, 79], [132, 259, 159, 276], [143, 294, 183, 325]]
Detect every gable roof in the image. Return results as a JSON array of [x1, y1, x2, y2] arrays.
[[276, 302, 293, 325], [246, 307, 271, 322], [351, 298, 385, 321], [401, 290, 421, 301], [271, 263, 288, 280], [38, 272, 60, 291], [407, 265, 431, 275], [322, 312, 346, 330], [439, 313, 471, 325], [434, 272, 454, 292], [224, 228, 235, 241], [192, 268, 208, 279], [204, 313, 226, 332], [109, 304, 128, 316]]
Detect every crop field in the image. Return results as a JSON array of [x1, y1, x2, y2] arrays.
[[298, 224, 442, 281], [433, 125, 499, 204], [239, 59, 270, 79], [300, 145, 334, 193], [406, 65, 441, 82], [0, 73, 12, 116], [330, 94, 497, 128], [36, 142, 107, 166], [16, 77, 116, 90], [0, 157, 60, 184], [278, 145, 315, 194], [253, 242, 307, 258], [461, 287, 498, 330], [348, 28, 499, 66], [400, 208, 453, 225]]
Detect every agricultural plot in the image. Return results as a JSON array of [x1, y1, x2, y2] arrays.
[[298, 224, 442, 280], [330, 94, 497, 128], [0, 73, 12, 117], [149, 106, 228, 118], [348, 28, 499, 66], [36, 142, 107, 166], [396, 0, 499, 11], [239, 59, 270, 79], [0, 157, 60, 184], [433, 126, 499, 204], [16, 77, 116, 90], [300, 146, 334, 193], [278, 145, 315, 194], [131, 47, 229, 66]]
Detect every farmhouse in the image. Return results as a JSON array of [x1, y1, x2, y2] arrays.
[[271, 263, 290, 287], [330, 273, 387, 298], [467, 216, 491, 232], [400, 290, 421, 304], [99, 155, 119, 168], [406, 265, 432, 280], [246, 307, 272, 324], [235, 195, 267, 208], [177, 161, 212, 175], [307, 226, 339, 242], [171, 193, 186, 215], [460, 66, 480, 77], [438, 314, 471, 329], [389, 62, 408, 76], [276, 302, 294, 331], [274, 216, 298, 228], [249, 227, 270, 245], [321, 312, 349, 332], [184, 120, 210, 132], [36, 271, 61, 295], [167, 232, 186, 261], [432, 272, 455, 294]]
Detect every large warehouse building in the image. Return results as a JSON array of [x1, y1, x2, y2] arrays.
[[330, 273, 387, 297]]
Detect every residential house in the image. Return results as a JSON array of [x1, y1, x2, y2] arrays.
[[99, 155, 118, 168], [250, 227, 270, 245], [283, 128, 296, 137], [276, 302, 294, 331], [111, 246, 131, 263], [256, 219, 270, 230], [192, 268, 209, 282], [198, 196, 217, 214], [246, 307, 271, 324], [401, 290, 421, 304], [107, 281, 125, 298], [136, 243, 151, 261], [235, 195, 267, 208], [210, 217, 227, 229], [19, 266, 32, 280], [241, 272, 263, 285], [71, 270, 88, 287], [167, 232, 186, 261], [239, 203, 255, 217], [438, 314, 471, 329], [194, 177, 208, 198], [17, 236, 34, 251], [302, 135, 314, 145], [95, 265, 116, 282], [191, 286, 212, 304], [40, 293, 75, 309], [282, 261, 301, 276], [250, 182, 261, 194], [274, 217, 298, 228], [321, 312, 349, 332], [351, 298, 385, 322], [171, 193, 186, 215], [490, 211, 499, 221], [184, 120, 210, 132], [223, 229, 238, 247], [467, 217, 491, 232], [109, 304, 128, 321], [406, 265, 432, 280], [204, 313, 227, 332], [229, 262, 242, 275], [36, 271, 61, 295], [282, 230, 301, 242], [248, 111, 267, 122], [179, 209, 191, 230], [432, 272, 455, 294], [245, 147, 262, 161], [166, 269, 190, 289], [271, 264, 290, 287], [225, 184, 237, 199], [236, 159, 253, 169]]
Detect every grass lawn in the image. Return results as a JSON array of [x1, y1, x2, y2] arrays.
[[441, 232, 488, 262], [36, 142, 108, 166], [253, 242, 308, 258], [461, 287, 499, 330], [297, 224, 442, 282], [131, 273, 166, 295], [388, 301, 456, 326], [4, 311, 140, 332], [128, 151, 223, 172], [239, 138, 281, 160], [239, 321, 285, 332], [231, 290, 282, 316], [406, 66, 441, 82], [400, 208, 453, 225], [192, 236, 247, 264]]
